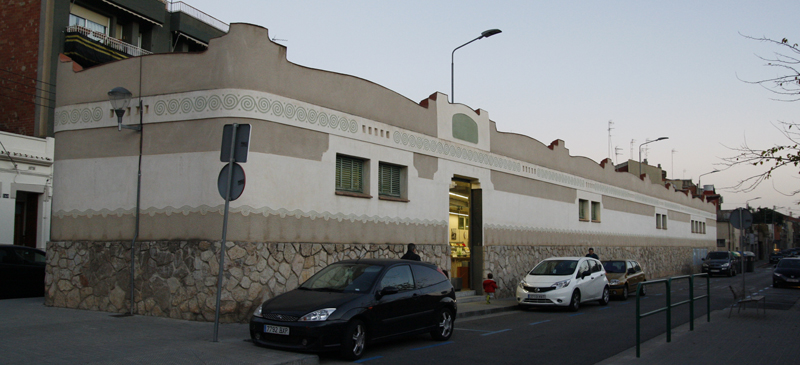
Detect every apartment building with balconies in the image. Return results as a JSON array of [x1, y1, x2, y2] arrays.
[[0, 0, 226, 249]]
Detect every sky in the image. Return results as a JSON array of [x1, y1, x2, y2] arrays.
[[186, 0, 800, 216]]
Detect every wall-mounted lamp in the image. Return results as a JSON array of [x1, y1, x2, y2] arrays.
[[108, 87, 141, 132]]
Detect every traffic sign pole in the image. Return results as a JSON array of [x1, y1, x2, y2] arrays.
[[213, 123, 238, 342]]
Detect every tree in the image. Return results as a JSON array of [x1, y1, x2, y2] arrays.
[[721, 35, 800, 196]]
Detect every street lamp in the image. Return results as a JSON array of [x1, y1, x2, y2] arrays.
[[108, 87, 141, 131], [451, 28, 502, 103], [697, 169, 720, 188], [638, 137, 668, 178], [745, 196, 761, 208], [108, 86, 143, 315]]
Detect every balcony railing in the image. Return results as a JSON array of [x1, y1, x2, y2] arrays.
[[168, 1, 229, 33], [66, 25, 152, 57]]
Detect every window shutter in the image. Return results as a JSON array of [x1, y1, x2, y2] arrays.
[[379, 163, 401, 197], [336, 155, 363, 193]]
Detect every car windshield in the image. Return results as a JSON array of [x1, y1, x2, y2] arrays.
[[707, 252, 728, 260], [777, 260, 800, 269], [603, 261, 626, 273], [530, 260, 578, 276], [299, 263, 383, 293]]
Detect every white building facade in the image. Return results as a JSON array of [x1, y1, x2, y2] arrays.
[[0, 131, 54, 249], [47, 24, 716, 322]]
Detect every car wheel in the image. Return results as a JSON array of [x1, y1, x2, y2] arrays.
[[568, 290, 581, 312], [621, 286, 629, 300], [598, 286, 610, 306], [430, 308, 454, 341], [340, 319, 366, 361]]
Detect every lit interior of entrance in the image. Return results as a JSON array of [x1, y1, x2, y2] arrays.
[[449, 179, 471, 290]]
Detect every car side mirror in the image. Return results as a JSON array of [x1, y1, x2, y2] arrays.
[[378, 286, 399, 298], [627, 268, 635, 275]]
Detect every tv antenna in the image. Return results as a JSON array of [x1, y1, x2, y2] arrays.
[[271, 37, 288, 42], [607, 120, 614, 162]]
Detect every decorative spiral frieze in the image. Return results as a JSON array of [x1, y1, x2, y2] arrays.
[[58, 107, 103, 126], [148, 93, 358, 134]]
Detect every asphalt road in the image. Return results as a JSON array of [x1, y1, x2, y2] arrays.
[[319, 264, 796, 364]]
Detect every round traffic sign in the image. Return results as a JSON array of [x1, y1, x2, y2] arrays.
[[218, 162, 246, 201]]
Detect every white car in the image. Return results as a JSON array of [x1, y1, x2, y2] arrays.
[[516, 257, 610, 311]]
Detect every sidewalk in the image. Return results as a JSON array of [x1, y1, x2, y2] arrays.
[[597, 301, 800, 364], [0, 297, 318, 365]]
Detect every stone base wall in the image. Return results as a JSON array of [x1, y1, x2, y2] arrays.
[[484, 245, 701, 299], [45, 241, 450, 323]]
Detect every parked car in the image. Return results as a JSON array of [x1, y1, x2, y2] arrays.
[[773, 257, 800, 288], [769, 251, 783, 264], [0, 245, 46, 299], [516, 257, 609, 311], [701, 251, 738, 277], [249, 259, 456, 360], [602, 260, 647, 300]]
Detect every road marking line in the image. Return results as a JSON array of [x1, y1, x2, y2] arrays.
[[410, 341, 453, 351], [454, 328, 490, 333], [355, 356, 384, 363], [568, 313, 585, 317], [529, 320, 551, 325], [481, 329, 512, 336], [598, 307, 611, 310]]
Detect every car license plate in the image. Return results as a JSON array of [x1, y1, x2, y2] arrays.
[[528, 294, 545, 299], [264, 325, 290, 335], [710, 270, 719, 272]]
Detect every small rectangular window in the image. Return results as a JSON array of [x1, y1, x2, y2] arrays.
[[662, 215, 668, 230], [591, 201, 601, 222], [378, 163, 402, 198], [656, 214, 663, 229], [579, 199, 589, 221], [336, 155, 364, 193]]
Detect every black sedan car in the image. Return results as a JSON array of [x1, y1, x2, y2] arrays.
[[0, 244, 46, 299], [773, 257, 800, 288], [250, 259, 457, 360]]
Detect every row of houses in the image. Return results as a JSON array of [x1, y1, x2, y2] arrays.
[[4, 1, 719, 322]]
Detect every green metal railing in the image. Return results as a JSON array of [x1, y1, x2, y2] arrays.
[[635, 273, 710, 358]]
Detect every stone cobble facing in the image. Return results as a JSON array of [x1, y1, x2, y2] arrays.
[[484, 245, 701, 298], [45, 241, 449, 323]]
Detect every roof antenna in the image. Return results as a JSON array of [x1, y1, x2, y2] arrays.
[[271, 36, 288, 43]]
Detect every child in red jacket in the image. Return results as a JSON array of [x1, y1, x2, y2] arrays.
[[483, 273, 498, 304]]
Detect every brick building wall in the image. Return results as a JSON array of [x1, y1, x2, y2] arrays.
[[0, 0, 41, 136]]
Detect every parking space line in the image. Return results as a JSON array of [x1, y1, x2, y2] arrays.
[[410, 341, 453, 351], [568, 312, 585, 317], [481, 329, 512, 336], [454, 328, 490, 333], [529, 320, 551, 326], [598, 307, 611, 310], [355, 356, 384, 363]]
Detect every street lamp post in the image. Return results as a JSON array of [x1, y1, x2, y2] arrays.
[[451, 29, 501, 103], [108, 87, 143, 316], [697, 169, 720, 188], [638, 137, 668, 179]]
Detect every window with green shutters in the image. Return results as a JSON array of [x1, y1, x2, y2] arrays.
[[336, 155, 364, 193], [379, 163, 402, 197]]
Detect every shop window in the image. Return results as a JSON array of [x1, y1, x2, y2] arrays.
[[579, 199, 589, 221], [591, 201, 601, 222], [336, 154, 365, 194], [378, 162, 403, 198]]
